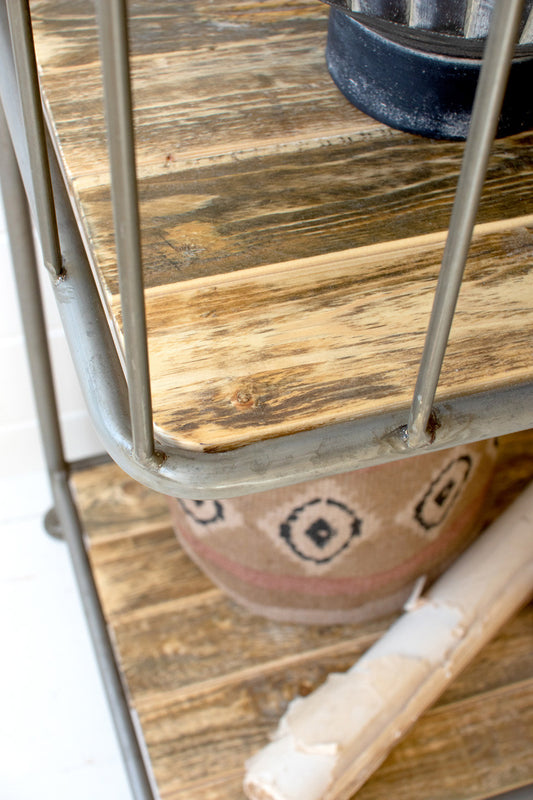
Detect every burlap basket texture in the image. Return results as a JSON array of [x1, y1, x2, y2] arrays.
[[167, 439, 498, 625]]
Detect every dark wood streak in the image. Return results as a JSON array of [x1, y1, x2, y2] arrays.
[[80, 133, 533, 294], [114, 591, 389, 699]]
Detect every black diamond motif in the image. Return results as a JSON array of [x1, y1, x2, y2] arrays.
[[179, 499, 224, 525], [434, 479, 455, 507], [305, 518, 337, 549], [415, 455, 472, 531], [280, 497, 362, 564]]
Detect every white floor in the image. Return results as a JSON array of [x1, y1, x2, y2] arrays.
[[0, 469, 133, 800]]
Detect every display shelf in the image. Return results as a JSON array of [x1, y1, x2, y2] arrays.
[[2, 3, 533, 799], [29, 0, 533, 453], [72, 430, 533, 800]]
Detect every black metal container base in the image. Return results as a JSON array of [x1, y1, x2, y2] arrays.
[[326, 7, 533, 140]]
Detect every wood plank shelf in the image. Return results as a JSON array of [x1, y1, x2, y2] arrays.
[[5, 4, 532, 798], [71, 430, 533, 800], [30, 0, 533, 453]]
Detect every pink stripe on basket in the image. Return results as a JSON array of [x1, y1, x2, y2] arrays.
[[176, 481, 489, 598]]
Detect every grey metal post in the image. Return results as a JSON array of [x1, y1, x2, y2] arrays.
[[0, 100, 65, 477], [95, 0, 155, 464], [5, 0, 62, 277], [406, 0, 525, 447], [0, 99, 157, 800]]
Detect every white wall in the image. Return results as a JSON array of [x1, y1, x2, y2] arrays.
[[0, 195, 104, 477]]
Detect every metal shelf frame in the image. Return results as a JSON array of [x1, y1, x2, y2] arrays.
[[1, 0, 532, 502], [0, 1, 531, 799]]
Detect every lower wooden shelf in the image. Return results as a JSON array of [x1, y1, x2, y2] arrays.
[[71, 431, 533, 800]]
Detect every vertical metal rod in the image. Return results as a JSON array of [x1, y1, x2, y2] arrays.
[[95, 0, 155, 463], [50, 471, 158, 800], [0, 100, 156, 800], [6, 0, 62, 277], [0, 100, 65, 476], [406, 0, 525, 447]]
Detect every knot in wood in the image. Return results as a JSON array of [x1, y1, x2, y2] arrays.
[[232, 389, 255, 409]]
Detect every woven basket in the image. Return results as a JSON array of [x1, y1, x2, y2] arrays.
[[167, 439, 498, 624]]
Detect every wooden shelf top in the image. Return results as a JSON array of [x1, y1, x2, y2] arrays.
[[31, 0, 533, 451]]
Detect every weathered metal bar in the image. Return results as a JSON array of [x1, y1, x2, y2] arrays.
[[0, 99, 65, 476], [1, 0, 531, 500], [50, 470, 158, 800], [406, 0, 525, 447], [5, 0, 62, 277], [0, 96, 156, 800], [95, 0, 155, 463]]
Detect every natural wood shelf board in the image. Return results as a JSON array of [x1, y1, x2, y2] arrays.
[[70, 131, 533, 294], [140, 217, 533, 450], [32, 0, 375, 181], [72, 460, 171, 540], [355, 681, 533, 800], [70, 431, 533, 800], [141, 669, 533, 800], [32, 0, 533, 452]]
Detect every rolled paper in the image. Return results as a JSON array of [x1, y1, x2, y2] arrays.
[[244, 482, 533, 800]]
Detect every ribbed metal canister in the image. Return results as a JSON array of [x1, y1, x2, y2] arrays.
[[321, 0, 533, 138], [331, 1, 533, 41]]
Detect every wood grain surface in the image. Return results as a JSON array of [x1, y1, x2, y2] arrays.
[[30, 0, 533, 451], [141, 217, 533, 450], [71, 430, 533, 800]]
